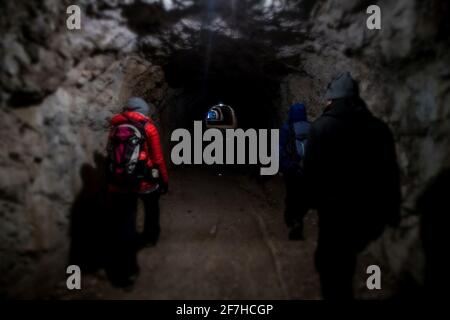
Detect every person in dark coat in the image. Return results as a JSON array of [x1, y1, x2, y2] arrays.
[[303, 72, 401, 299], [279, 102, 310, 240]]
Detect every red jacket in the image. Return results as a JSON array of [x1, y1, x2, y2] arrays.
[[108, 111, 169, 193]]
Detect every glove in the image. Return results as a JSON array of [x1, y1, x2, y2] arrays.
[[159, 183, 169, 195]]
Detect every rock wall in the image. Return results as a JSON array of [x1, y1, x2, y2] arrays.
[[0, 1, 168, 297]]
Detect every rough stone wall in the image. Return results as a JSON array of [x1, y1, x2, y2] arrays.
[[0, 1, 167, 298]]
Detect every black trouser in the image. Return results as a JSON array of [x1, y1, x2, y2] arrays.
[[315, 239, 357, 300], [140, 191, 161, 244], [315, 208, 366, 300], [105, 191, 160, 284], [283, 168, 308, 227]]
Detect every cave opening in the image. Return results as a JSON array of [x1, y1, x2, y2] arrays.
[[154, 36, 290, 176], [161, 36, 289, 131]]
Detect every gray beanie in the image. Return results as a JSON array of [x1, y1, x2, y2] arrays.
[[325, 72, 357, 100], [124, 97, 153, 115]]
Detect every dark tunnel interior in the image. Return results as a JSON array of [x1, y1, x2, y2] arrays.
[[162, 37, 288, 130]]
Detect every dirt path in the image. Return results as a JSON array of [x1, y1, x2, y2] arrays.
[[57, 167, 321, 299]]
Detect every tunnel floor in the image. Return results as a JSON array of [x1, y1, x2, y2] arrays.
[[55, 167, 321, 299]]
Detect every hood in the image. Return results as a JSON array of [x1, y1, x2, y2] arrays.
[[325, 72, 357, 100], [124, 97, 153, 116], [288, 103, 307, 123]]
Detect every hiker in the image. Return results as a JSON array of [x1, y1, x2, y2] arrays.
[[303, 72, 401, 299], [105, 97, 169, 287], [279, 102, 310, 240], [205, 103, 238, 129]]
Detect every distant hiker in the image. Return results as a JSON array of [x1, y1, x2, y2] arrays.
[[303, 72, 401, 299], [279, 102, 310, 240], [205, 103, 238, 129], [106, 97, 169, 287]]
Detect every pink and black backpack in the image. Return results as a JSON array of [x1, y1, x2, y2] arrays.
[[106, 120, 148, 187]]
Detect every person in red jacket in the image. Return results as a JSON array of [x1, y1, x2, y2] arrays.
[[106, 97, 168, 287]]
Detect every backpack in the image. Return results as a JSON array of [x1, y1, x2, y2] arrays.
[[106, 120, 149, 187], [286, 121, 310, 164]]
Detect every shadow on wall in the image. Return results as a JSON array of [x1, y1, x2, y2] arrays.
[[69, 152, 110, 274], [418, 168, 450, 298]]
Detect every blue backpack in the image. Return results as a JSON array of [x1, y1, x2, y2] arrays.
[[287, 121, 310, 161]]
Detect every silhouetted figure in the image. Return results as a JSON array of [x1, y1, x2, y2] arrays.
[[279, 102, 310, 240], [303, 72, 401, 299], [69, 152, 109, 273], [205, 103, 238, 129], [418, 168, 450, 298], [106, 97, 169, 288]]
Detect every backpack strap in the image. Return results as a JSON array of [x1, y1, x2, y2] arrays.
[[121, 114, 149, 142]]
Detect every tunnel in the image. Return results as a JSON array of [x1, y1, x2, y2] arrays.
[[0, 0, 449, 300], [162, 41, 286, 130]]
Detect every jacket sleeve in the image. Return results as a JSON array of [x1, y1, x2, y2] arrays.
[[145, 123, 169, 185], [303, 123, 320, 209]]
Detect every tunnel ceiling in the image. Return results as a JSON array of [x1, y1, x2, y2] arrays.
[[119, 0, 314, 64], [119, 0, 315, 106], [114, 0, 318, 128]]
